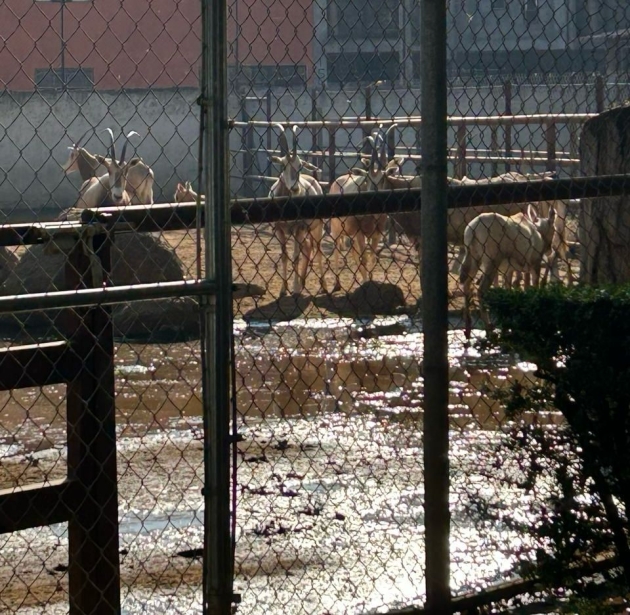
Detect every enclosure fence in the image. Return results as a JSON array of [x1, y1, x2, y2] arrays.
[[1, 0, 630, 614]]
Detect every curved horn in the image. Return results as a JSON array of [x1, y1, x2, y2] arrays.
[[120, 130, 140, 164], [101, 127, 116, 161], [273, 122, 289, 157], [379, 123, 398, 169], [72, 126, 93, 148], [362, 134, 378, 170], [291, 125, 298, 159]]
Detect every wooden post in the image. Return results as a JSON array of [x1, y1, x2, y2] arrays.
[[503, 80, 513, 173], [595, 74, 605, 113], [64, 231, 120, 615], [455, 124, 467, 179], [545, 121, 557, 173]]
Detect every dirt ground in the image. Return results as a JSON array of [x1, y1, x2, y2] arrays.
[[0, 215, 580, 613], [161, 216, 579, 321]]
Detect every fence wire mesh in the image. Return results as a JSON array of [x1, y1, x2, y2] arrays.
[[0, 1, 207, 613], [229, 0, 630, 613], [2, 0, 630, 613]]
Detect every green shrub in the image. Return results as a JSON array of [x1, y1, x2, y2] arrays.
[[481, 283, 630, 587]]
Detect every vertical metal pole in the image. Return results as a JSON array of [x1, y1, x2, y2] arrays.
[[503, 80, 512, 173], [421, 0, 451, 611], [201, 0, 234, 613]]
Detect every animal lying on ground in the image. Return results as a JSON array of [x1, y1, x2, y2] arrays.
[[67, 129, 154, 206], [75, 129, 141, 208]]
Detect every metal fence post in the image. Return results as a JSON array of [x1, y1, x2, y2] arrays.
[[595, 74, 605, 113], [504, 80, 513, 172], [201, 0, 234, 613], [421, 0, 451, 612]]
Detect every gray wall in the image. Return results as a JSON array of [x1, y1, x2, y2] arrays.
[[0, 88, 201, 220]]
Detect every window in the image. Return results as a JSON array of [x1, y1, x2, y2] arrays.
[[328, 0, 400, 39], [35, 68, 94, 89], [327, 51, 401, 85], [524, 0, 538, 22]]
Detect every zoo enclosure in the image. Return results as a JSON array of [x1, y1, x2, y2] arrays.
[[2, 1, 630, 615]]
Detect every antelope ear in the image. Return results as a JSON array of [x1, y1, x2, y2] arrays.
[[94, 154, 110, 167], [349, 168, 368, 176], [176, 183, 184, 190], [186, 181, 192, 189], [302, 161, 320, 172], [270, 156, 284, 164], [526, 204, 539, 222]]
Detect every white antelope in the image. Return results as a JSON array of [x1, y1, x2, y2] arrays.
[[460, 204, 556, 338], [268, 123, 328, 297], [75, 129, 141, 208], [387, 170, 570, 292], [67, 129, 155, 206], [328, 124, 403, 292]]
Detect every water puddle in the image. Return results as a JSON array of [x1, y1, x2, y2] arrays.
[[0, 315, 558, 614]]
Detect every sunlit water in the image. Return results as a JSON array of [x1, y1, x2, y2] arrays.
[[0, 315, 559, 614]]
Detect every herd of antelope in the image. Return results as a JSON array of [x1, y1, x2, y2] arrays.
[[61, 123, 576, 330]]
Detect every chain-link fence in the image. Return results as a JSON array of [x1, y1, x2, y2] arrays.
[[2, 0, 630, 613], [0, 2, 209, 613], [228, 0, 630, 612]]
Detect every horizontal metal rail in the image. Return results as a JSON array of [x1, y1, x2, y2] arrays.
[[0, 279, 218, 314], [230, 113, 597, 130], [83, 174, 628, 229], [238, 146, 579, 165]]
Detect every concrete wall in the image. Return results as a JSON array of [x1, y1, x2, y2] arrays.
[[2, 77, 628, 220], [0, 88, 200, 220]]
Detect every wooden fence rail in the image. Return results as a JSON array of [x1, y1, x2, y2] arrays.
[[0, 229, 120, 615]]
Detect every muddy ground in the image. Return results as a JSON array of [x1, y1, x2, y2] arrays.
[[0, 218, 576, 613]]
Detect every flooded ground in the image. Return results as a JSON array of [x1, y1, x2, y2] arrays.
[[0, 312, 560, 614]]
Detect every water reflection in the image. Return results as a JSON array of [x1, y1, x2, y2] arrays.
[[0, 317, 560, 458]]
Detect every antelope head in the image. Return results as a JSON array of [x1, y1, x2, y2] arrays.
[[174, 180, 200, 203], [96, 128, 140, 204], [362, 124, 404, 188], [270, 123, 319, 194]]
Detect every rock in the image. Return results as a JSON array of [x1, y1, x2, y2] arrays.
[[579, 104, 630, 283], [347, 281, 406, 316], [0, 223, 197, 340]]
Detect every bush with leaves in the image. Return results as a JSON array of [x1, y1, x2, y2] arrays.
[[478, 283, 630, 589]]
